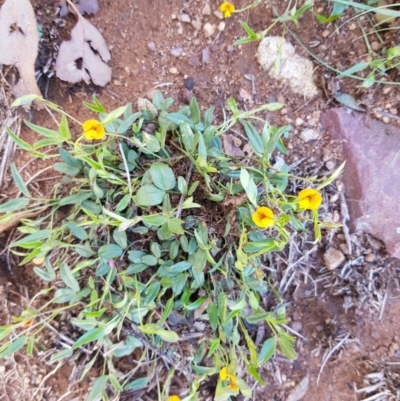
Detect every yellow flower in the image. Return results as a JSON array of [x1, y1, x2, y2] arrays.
[[297, 188, 322, 210], [167, 396, 180, 401], [252, 206, 274, 228], [220, 2, 235, 18], [83, 119, 106, 140], [219, 367, 239, 392]]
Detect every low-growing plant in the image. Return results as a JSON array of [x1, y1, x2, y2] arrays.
[[0, 92, 342, 400]]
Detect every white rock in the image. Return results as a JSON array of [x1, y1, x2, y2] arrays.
[[180, 13, 191, 23], [218, 21, 226, 31], [256, 36, 319, 98], [170, 47, 184, 57], [169, 67, 179, 75], [323, 248, 345, 270], [203, 22, 216, 37], [300, 128, 319, 142], [202, 4, 211, 15]]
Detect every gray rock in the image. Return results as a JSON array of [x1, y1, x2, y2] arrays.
[[300, 128, 319, 142], [202, 48, 210, 64], [324, 247, 345, 270], [203, 22, 216, 37], [180, 13, 191, 23], [147, 41, 156, 52], [170, 47, 184, 57], [202, 4, 211, 15], [191, 19, 202, 31], [321, 108, 400, 259]]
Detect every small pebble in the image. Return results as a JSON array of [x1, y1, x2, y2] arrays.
[[295, 117, 304, 126], [188, 55, 201, 67], [191, 19, 202, 31], [147, 41, 156, 52], [349, 23, 356, 30], [202, 4, 211, 15], [202, 47, 210, 64], [325, 161, 335, 170], [365, 253, 375, 263], [185, 77, 195, 90], [180, 13, 191, 23], [214, 10, 224, 19], [390, 108, 398, 115], [324, 247, 345, 270], [382, 116, 390, 124], [203, 22, 216, 37], [300, 128, 319, 142], [382, 86, 392, 95], [322, 29, 330, 38], [169, 67, 179, 75], [170, 47, 184, 57], [371, 41, 380, 51], [218, 21, 226, 31]]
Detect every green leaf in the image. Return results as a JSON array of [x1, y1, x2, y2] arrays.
[[177, 176, 187, 195], [337, 61, 369, 79], [6, 127, 32, 151], [0, 197, 29, 213], [59, 148, 83, 169], [98, 244, 123, 261], [166, 261, 191, 274], [53, 162, 80, 176], [124, 377, 148, 391], [142, 214, 167, 226], [53, 288, 77, 303], [258, 337, 276, 365], [60, 263, 80, 292], [207, 301, 218, 331], [141, 254, 157, 266], [278, 336, 297, 360], [149, 163, 176, 190], [246, 311, 269, 324], [168, 218, 184, 235], [11, 229, 52, 246], [242, 121, 264, 155], [0, 336, 27, 358], [86, 375, 108, 401], [11, 163, 30, 197], [73, 327, 104, 349], [50, 348, 73, 362], [59, 191, 93, 206], [240, 169, 258, 208], [135, 185, 165, 206], [59, 114, 72, 140], [66, 222, 88, 240], [189, 97, 201, 125], [12, 94, 40, 107], [33, 267, 54, 282], [24, 120, 61, 140], [113, 228, 128, 249], [101, 105, 128, 125], [156, 329, 179, 342]]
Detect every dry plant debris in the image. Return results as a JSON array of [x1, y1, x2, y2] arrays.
[[0, 0, 41, 99], [55, 2, 112, 86]]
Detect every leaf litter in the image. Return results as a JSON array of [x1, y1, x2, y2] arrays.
[[55, 0, 111, 86], [0, 0, 42, 99]]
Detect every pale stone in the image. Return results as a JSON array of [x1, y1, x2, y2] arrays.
[[203, 22, 216, 37], [324, 247, 345, 270]]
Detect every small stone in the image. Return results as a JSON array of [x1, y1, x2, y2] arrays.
[[202, 48, 210, 64], [322, 29, 330, 38], [214, 10, 224, 19], [147, 41, 156, 52], [203, 22, 216, 37], [188, 55, 201, 67], [371, 41, 380, 51], [323, 247, 345, 270], [169, 67, 179, 75], [349, 23, 357, 30], [183, 88, 193, 103], [227, 45, 234, 53], [191, 19, 202, 31], [202, 4, 211, 15], [300, 128, 319, 142], [365, 253, 375, 263], [113, 80, 121, 86], [295, 118, 304, 126], [210, 44, 218, 52], [171, 47, 184, 57], [325, 161, 335, 170], [180, 13, 191, 23], [390, 108, 398, 115], [291, 321, 302, 332], [185, 77, 195, 90], [218, 21, 226, 31], [382, 85, 393, 95]]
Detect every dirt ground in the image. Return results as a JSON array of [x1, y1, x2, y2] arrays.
[[1, 0, 400, 400]]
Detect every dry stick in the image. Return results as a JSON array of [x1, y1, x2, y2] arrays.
[[119, 142, 132, 194], [317, 333, 351, 385], [31, 360, 64, 399], [339, 189, 352, 255]]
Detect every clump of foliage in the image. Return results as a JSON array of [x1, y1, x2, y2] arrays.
[[0, 92, 342, 400]]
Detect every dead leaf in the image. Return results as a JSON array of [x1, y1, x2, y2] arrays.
[[222, 134, 244, 156], [0, 0, 42, 100], [55, 7, 111, 86], [60, 0, 99, 17], [0, 206, 48, 235], [239, 88, 254, 105]]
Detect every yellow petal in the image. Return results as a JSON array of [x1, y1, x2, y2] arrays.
[[297, 188, 322, 210], [82, 119, 105, 141], [220, 367, 228, 380], [168, 396, 181, 401], [252, 206, 274, 228], [32, 256, 45, 265]]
